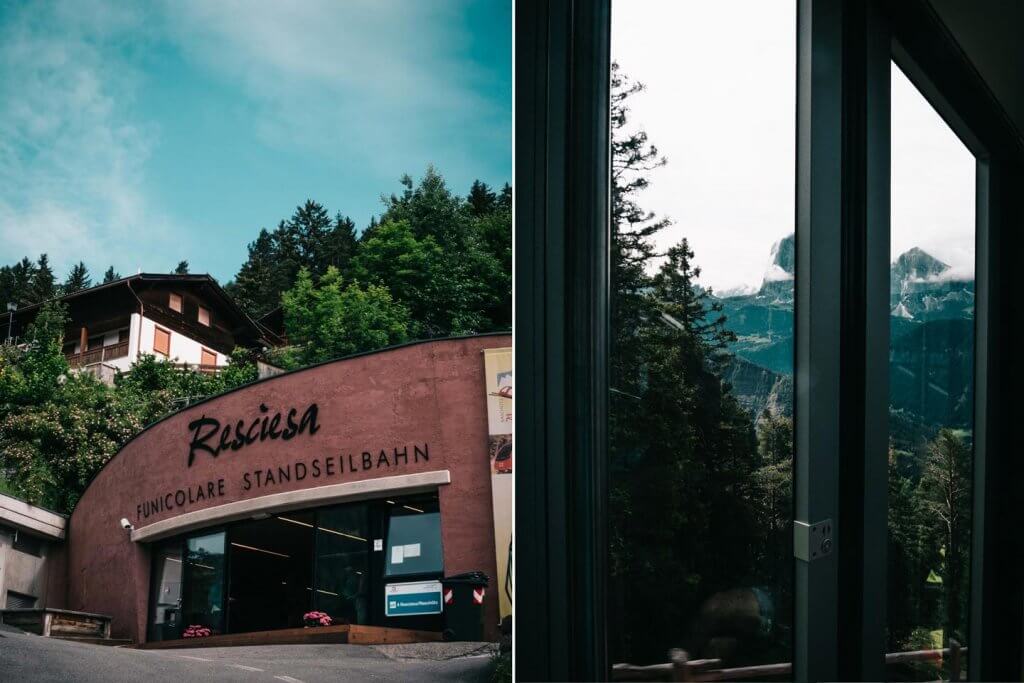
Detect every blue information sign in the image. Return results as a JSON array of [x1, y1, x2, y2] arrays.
[[385, 580, 443, 617]]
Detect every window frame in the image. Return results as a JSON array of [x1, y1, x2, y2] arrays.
[[200, 348, 217, 368], [515, 0, 1024, 680], [197, 305, 210, 327], [169, 292, 183, 313]]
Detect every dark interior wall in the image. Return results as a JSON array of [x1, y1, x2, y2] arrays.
[[928, 0, 1024, 141]]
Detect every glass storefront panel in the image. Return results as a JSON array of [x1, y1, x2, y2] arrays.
[[608, 1, 795, 668], [315, 505, 371, 624], [886, 62, 975, 682], [182, 531, 226, 635], [148, 541, 183, 641], [385, 501, 443, 578], [228, 513, 314, 633]]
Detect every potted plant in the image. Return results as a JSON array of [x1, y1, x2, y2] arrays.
[[182, 624, 211, 638], [303, 611, 333, 627]]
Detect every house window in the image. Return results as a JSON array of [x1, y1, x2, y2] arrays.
[[153, 327, 171, 357], [197, 306, 210, 326], [201, 348, 217, 367], [12, 531, 43, 558], [169, 292, 183, 313]]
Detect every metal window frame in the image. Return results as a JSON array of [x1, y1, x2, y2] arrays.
[[515, 0, 1023, 680], [885, 2, 1024, 680]]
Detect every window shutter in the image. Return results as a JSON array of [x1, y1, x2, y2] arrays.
[[169, 293, 183, 313], [153, 327, 171, 356]]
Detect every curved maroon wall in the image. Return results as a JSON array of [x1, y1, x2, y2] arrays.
[[65, 335, 509, 642]]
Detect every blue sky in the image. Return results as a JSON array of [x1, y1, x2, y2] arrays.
[[0, 0, 511, 283]]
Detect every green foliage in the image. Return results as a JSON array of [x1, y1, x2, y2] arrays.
[[0, 303, 261, 513], [227, 167, 510, 338], [102, 266, 120, 283], [281, 267, 409, 365], [174, 260, 190, 274]]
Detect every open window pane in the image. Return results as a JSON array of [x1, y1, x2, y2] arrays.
[[886, 62, 975, 682], [609, 2, 795, 670]]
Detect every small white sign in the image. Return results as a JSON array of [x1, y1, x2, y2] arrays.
[[391, 545, 404, 564], [403, 543, 421, 558], [373, 538, 383, 551]]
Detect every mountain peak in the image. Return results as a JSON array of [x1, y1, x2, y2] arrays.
[[892, 247, 949, 282]]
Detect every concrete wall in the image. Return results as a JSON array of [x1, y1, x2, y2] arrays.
[[64, 335, 509, 643], [0, 531, 51, 608]]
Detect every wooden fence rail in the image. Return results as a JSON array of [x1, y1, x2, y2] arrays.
[[612, 640, 964, 682]]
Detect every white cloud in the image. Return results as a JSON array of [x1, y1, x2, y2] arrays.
[[160, 0, 508, 177], [612, 3, 976, 291], [0, 0, 186, 276]]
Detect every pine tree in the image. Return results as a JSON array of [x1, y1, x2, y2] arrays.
[[63, 262, 92, 294], [174, 260, 189, 274], [467, 180, 497, 217], [498, 183, 512, 213], [606, 63, 764, 664], [30, 254, 57, 303], [288, 200, 334, 276], [102, 266, 120, 284], [322, 213, 358, 274], [228, 229, 280, 318]]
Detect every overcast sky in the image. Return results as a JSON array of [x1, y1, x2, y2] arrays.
[[611, 1, 975, 293], [0, 0, 511, 283]]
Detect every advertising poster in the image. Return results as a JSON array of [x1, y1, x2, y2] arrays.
[[483, 347, 513, 620]]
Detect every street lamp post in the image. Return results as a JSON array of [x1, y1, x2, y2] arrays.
[[6, 302, 16, 344]]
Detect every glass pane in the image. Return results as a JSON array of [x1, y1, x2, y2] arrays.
[[385, 504, 443, 578], [886, 63, 975, 681], [182, 531, 226, 635], [227, 513, 314, 632], [315, 505, 371, 624], [148, 541, 183, 641], [609, 1, 795, 671]]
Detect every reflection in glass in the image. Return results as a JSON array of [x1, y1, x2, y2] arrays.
[[182, 531, 226, 634], [148, 542, 183, 641], [609, 2, 795, 669], [227, 513, 314, 632], [886, 63, 975, 682], [315, 506, 370, 624]]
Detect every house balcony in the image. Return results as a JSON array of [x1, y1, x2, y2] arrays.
[[65, 340, 130, 369]]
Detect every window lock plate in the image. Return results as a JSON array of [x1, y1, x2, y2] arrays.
[[794, 518, 833, 562]]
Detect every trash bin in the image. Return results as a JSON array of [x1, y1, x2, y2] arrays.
[[441, 571, 489, 641]]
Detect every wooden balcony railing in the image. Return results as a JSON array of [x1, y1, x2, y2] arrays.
[[66, 340, 130, 368], [612, 640, 965, 682]]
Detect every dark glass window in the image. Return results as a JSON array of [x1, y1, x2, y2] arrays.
[[385, 505, 442, 578], [315, 505, 371, 624], [609, 1, 795, 669], [12, 529, 43, 557], [148, 541, 183, 641], [182, 531, 226, 634], [885, 62, 975, 682]]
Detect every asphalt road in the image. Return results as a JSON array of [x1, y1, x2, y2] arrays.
[[0, 628, 495, 682]]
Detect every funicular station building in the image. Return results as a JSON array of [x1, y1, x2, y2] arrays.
[[5, 334, 509, 645]]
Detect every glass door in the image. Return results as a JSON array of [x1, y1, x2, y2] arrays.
[[226, 514, 314, 633], [148, 540, 183, 641], [314, 504, 371, 624], [182, 531, 226, 635]]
